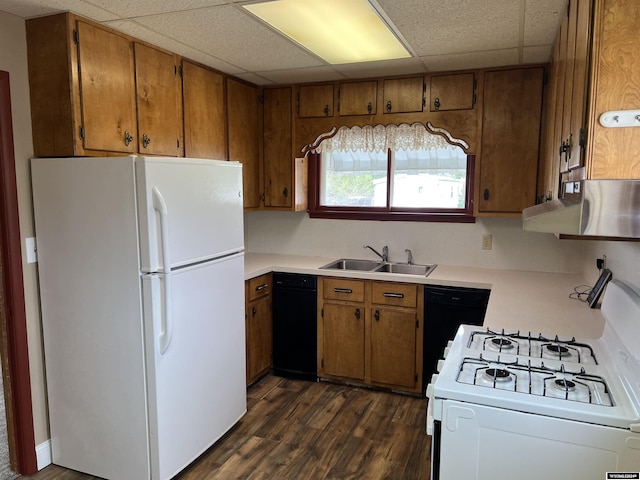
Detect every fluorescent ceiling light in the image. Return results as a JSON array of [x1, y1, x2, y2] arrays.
[[243, 0, 411, 64]]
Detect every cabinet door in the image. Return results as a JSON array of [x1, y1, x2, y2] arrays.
[[134, 43, 183, 156], [247, 295, 272, 384], [263, 87, 293, 208], [321, 303, 365, 381], [76, 21, 137, 153], [560, 2, 578, 174], [567, 0, 593, 170], [338, 81, 377, 115], [478, 68, 543, 214], [370, 308, 416, 389], [182, 61, 227, 159], [383, 77, 424, 113], [227, 79, 260, 209], [430, 73, 475, 111], [298, 84, 334, 117]]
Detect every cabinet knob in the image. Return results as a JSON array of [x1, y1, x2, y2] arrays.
[[367, 102, 372, 114], [124, 131, 133, 147], [143, 133, 151, 149], [434, 97, 441, 111], [483, 188, 490, 201], [374, 309, 380, 322], [252, 306, 257, 317], [355, 308, 361, 320], [386, 100, 392, 113], [324, 104, 329, 116], [282, 187, 288, 197]]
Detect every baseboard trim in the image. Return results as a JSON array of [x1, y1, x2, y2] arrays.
[[35, 440, 51, 470]]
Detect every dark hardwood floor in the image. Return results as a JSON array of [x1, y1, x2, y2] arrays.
[[21, 375, 431, 479]]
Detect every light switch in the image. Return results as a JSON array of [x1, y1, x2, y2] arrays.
[[25, 237, 37, 263]]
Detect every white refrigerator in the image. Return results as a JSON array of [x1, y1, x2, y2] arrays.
[[31, 156, 247, 480]]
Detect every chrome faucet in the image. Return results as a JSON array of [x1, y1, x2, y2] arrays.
[[363, 244, 388, 262], [405, 249, 413, 265]]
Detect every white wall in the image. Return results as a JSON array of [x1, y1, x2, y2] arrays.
[[581, 240, 640, 286], [245, 211, 586, 273], [0, 11, 48, 446]]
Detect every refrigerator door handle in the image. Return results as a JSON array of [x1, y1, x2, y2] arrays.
[[152, 186, 171, 273], [158, 274, 173, 354]]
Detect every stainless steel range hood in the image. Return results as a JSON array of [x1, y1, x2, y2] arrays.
[[523, 180, 640, 238]]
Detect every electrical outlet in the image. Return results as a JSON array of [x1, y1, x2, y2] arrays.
[[482, 234, 492, 250]]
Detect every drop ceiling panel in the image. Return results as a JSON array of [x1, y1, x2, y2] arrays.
[[523, 45, 554, 64], [84, 0, 226, 18], [257, 66, 346, 85], [376, 0, 520, 56], [334, 57, 427, 79], [0, 0, 117, 20], [105, 18, 245, 74], [132, 4, 325, 72], [524, 0, 567, 45]]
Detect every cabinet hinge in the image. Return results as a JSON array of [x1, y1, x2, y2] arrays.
[[73, 29, 79, 44], [472, 93, 477, 105], [321, 359, 324, 368], [78, 125, 84, 140], [321, 307, 324, 318], [177, 139, 180, 149], [579, 127, 588, 148], [179, 65, 183, 77], [415, 319, 419, 329]]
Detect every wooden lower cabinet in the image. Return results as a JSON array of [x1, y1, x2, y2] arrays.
[[321, 303, 366, 381], [245, 274, 273, 385], [318, 277, 423, 394]]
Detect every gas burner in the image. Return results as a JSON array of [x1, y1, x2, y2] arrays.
[[490, 338, 515, 350], [484, 368, 512, 382], [554, 378, 576, 392], [546, 344, 571, 356]]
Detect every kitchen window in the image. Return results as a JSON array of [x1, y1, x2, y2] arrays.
[[308, 123, 475, 222]]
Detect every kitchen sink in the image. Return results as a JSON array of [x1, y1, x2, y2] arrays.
[[320, 258, 437, 277], [374, 262, 437, 276], [320, 258, 382, 271]]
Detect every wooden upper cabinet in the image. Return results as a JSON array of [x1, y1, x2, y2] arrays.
[[298, 84, 334, 117], [27, 14, 140, 156], [134, 43, 183, 156], [227, 79, 260, 209], [263, 87, 293, 208], [586, 0, 640, 179], [182, 60, 227, 160], [382, 77, 425, 113], [478, 68, 544, 215], [338, 81, 377, 116], [429, 73, 475, 111]]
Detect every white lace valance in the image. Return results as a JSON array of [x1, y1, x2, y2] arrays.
[[311, 122, 469, 154]]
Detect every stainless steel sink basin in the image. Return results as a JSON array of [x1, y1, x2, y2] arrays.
[[374, 262, 437, 276], [320, 258, 382, 271], [320, 258, 437, 277]]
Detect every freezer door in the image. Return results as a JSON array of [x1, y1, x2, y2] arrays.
[[142, 253, 246, 480], [136, 157, 244, 272]]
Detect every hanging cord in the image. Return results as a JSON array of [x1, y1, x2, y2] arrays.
[[569, 284, 593, 302]]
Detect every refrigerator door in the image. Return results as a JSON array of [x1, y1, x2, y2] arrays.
[[136, 157, 244, 273], [142, 253, 247, 480]]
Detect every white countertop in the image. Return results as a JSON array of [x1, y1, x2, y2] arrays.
[[244, 253, 606, 339]]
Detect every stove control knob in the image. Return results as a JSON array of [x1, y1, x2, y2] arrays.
[[447, 340, 454, 348], [437, 359, 445, 372], [444, 346, 451, 357], [426, 383, 434, 399]]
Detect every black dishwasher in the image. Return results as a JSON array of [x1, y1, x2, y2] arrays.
[[272, 273, 318, 381], [423, 285, 490, 394]]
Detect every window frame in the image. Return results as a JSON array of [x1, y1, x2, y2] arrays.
[[307, 150, 476, 222]]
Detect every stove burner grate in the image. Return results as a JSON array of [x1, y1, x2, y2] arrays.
[[485, 368, 512, 381]]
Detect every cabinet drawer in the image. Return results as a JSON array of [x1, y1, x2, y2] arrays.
[[371, 282, 417, 308], [323, 278, 365, 302], [248, 274, 271, 301]]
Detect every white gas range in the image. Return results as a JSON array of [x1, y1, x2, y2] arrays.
[[426, 279, 640, 480]]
